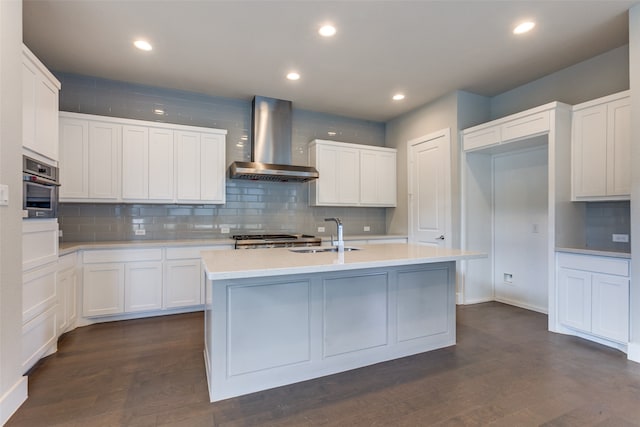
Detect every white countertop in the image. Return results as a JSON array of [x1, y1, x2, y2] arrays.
[[556, 247, 631, 259], [202, 243, 485, 280], [58, 234, 408, 256]]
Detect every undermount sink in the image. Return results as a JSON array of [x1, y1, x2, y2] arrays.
[[289, 246, 361, 254]]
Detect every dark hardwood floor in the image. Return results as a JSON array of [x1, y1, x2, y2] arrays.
[[7, 302, 640, 426]]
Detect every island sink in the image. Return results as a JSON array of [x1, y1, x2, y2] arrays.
[[289, 246, 361, 253]]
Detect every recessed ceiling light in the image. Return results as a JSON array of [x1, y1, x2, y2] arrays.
[[327, 131, 337, 136], [286, 72, 301, 81], [513, 21, 535, 35], [153, 108, 165, 115], [134, 40, 153, 51], [319, 25, 337, 37], [392, 94, 405, 101]]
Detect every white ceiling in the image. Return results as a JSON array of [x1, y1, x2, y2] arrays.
[[23, 1, 636, 122]]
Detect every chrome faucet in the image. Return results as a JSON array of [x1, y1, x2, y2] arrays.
[[324, 217, 344, 249]]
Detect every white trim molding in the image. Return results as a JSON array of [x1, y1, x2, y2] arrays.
[[0, 376, 27, 425]]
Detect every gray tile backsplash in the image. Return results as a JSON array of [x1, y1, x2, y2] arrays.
[[56, 73, 388, 242], [584, 201, 631, 252]]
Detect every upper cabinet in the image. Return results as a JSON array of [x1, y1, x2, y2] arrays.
[[59, 112, 227, 204], [309, 139, 396, 207], [22, 45, 61, 162], [572, 91, 630, 201], [462, 108, 551, 152]]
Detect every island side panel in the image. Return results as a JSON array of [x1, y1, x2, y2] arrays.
[[206, 262, 456, 402]]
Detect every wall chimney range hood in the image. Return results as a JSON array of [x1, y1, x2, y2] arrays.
[[229, 96, 319, 182]]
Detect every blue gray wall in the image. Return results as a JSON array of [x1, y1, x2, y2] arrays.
[[56, 73, 387, 242]]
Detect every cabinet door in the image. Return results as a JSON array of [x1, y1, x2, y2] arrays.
[[83, 263, 125, 317], [606, 98, 631, 197], [164, 260, 202, 308], [56, 268, 71, 334], [148, 128, 174, 200], [122, 125, 149, 200], [572, 104, 607, 198], [360, 149, 396, 206], [200, 133, 226, 204], [175, 131, 202, 201], [557, 268, 591, 333], [591, 274, 629, 343], [22, 56, 59, 161], [125, 262, 163, 312], [88, 122, 121, 200], [59, 118, 89, 199], [314, 144, 359, 205]]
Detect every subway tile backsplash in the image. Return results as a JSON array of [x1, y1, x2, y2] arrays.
[[56, 73, 388, 242], [584, 201, 631, 252]]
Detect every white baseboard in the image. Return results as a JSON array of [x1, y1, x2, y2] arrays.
[[627, 342, 640, 363], [460, 297, 494, 305], [0, 376, 27, 426], [493, 297, 548, 314]]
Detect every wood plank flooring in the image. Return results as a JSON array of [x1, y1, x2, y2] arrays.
[[7, 302, 640, 426]]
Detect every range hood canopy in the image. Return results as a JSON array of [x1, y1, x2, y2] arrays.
[[229, 96, 319, 183]]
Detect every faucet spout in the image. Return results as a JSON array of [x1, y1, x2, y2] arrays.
[[324, 218, 344, 248]]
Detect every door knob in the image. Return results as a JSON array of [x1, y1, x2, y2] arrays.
[[436, 235, 445, 240]]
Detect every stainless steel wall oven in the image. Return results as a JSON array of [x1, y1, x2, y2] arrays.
[[23, 155, 59, 219]]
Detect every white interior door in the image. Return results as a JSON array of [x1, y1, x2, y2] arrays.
[[408, 129, 451, 247]]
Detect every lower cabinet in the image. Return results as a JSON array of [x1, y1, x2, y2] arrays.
[[57, 253, 78, 335], [165, 259, 202, 308], [557, 252, 629, 345], [82, 248, 162, 317]]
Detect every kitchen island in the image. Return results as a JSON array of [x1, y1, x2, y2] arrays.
[[201, 243, 484, 402]]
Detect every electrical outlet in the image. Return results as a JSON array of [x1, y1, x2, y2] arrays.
[[135, 229, 146, 236], [58, 230, 63, 238], [0, 184, 8, 206], [318, 226, 325, 233], [220, 227, 230, 234], [504, 273, 513, 284], [612, 234, 629, 243], [364, 226, 371, 232]]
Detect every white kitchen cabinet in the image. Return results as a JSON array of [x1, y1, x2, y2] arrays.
[[124, 262, 163, 312], [309, 139, 396, 207], [89, 121, 121, 200], [22, 219, 59, 373], [360, 147, 396, 206], [557, 252, 629, 345], [83, 263, 125, 317], [59, 114, 122, 202], [572, 91, 630, 201], [59, 112, 226, 204], [165, 260, 202, 308], [82, 248, 163, 317], [59, 118, 89, 198], [57, 253, 78, 335], [122, 126, 175, 202], [22, 45, 61, 162], [175, 131, 226, 204], [148, 128, 175, 200], [122, 125, 150, 200], [462, 109, 550, 152]]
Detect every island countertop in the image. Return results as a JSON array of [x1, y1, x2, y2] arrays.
[[202, 243, 485, 280]]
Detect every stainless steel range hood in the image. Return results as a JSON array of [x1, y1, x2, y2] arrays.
[[229, 96, 319, 182]]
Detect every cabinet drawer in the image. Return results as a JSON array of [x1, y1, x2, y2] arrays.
[[557, 253, 629, 277], [23, 220, 58, 271], [22, 305, 57, 373], [501, 111, 550, 142], [23, 261, 58, 323], [83, 248, 162, 263], [463, 127, 501, 152]]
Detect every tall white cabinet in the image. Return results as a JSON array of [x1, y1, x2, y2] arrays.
[[59, 112, 227, 204], [572, 91, 631, 201]]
